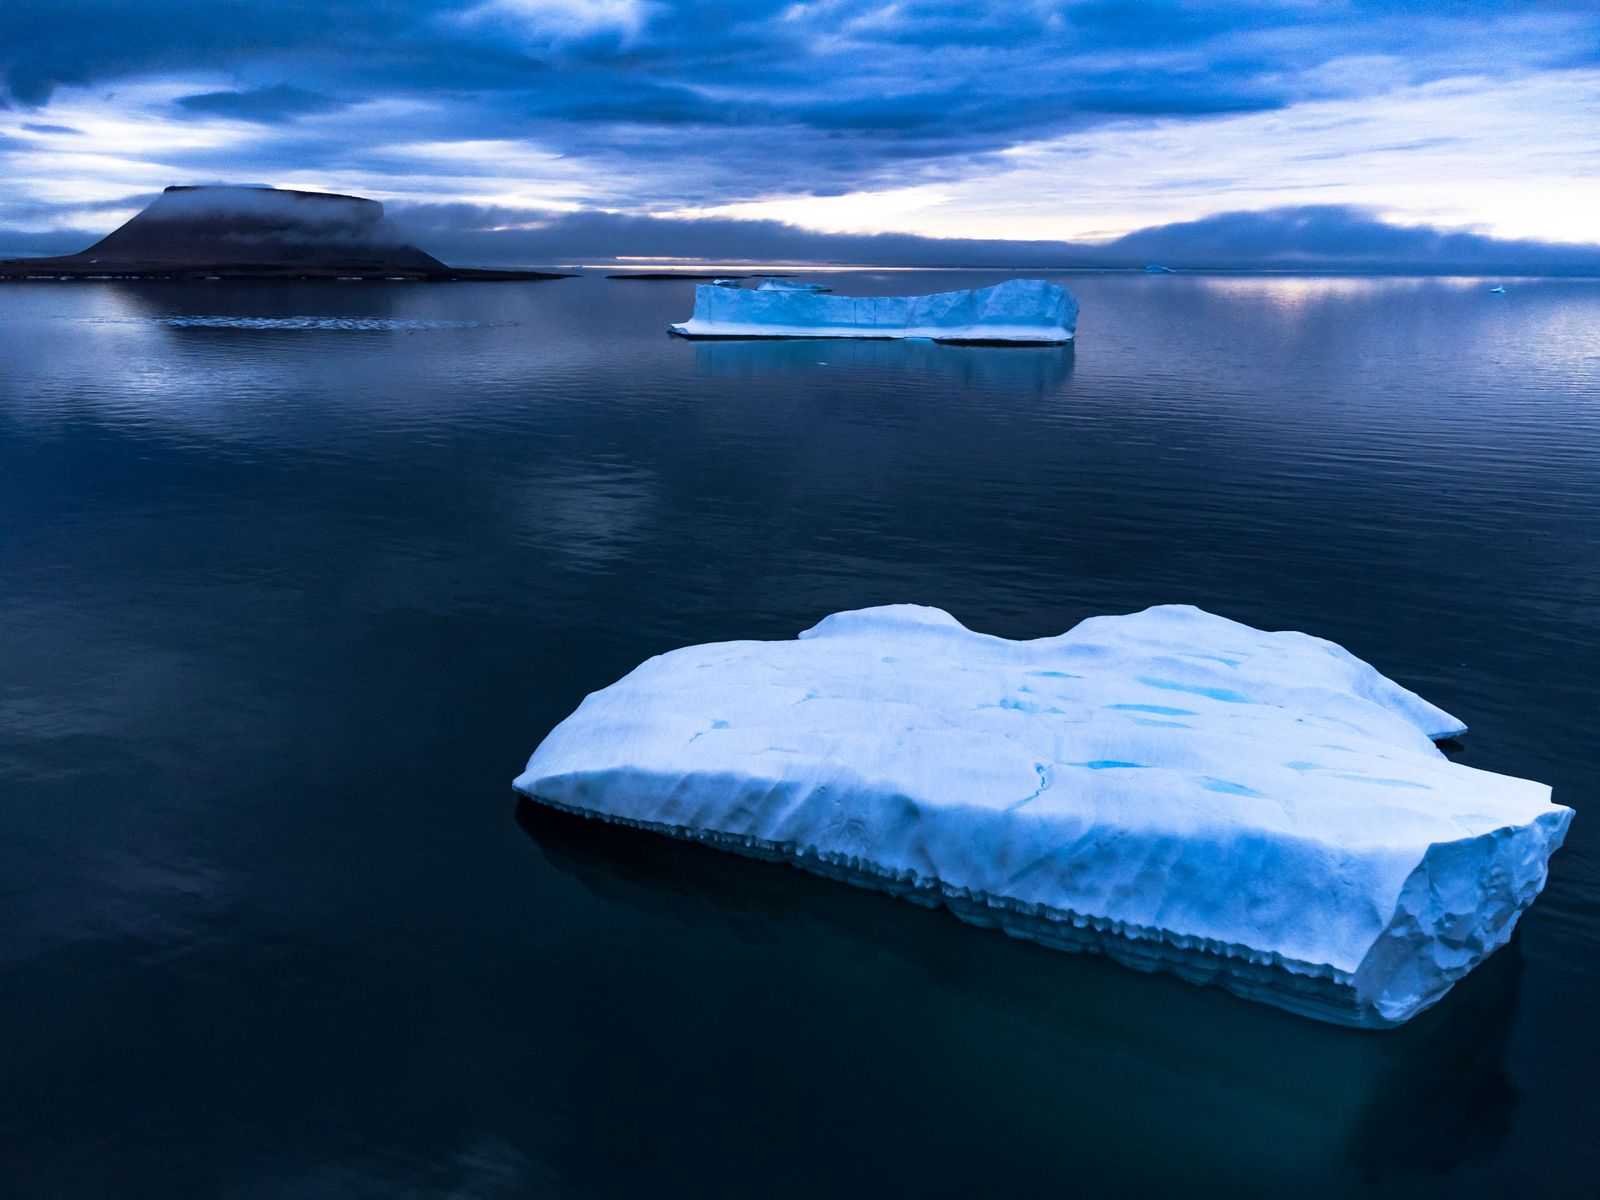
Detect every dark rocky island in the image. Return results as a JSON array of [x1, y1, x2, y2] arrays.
[[0, 185, 569, 282]]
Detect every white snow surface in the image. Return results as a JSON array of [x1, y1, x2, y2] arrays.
[[514, 604, 1572, 1027], [670, 278, 1076, 343]]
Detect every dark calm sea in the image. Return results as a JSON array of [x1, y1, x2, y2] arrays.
[[2, 271, 1597, 1198]]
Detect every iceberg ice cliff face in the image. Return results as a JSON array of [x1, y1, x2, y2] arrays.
[[514, 605, 1572, 1027], [670, 278, 1077, 344]]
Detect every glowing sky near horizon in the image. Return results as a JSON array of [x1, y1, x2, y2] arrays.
[[1, 1, 1597, 254]]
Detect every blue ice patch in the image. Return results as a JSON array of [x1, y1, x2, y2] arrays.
[[1202, 778, 1264, 797], [1335, 774, 1431, 789], [1138, 677, 1254, 704]]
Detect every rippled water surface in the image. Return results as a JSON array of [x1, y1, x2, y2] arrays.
[[2, 272, 1597, 1198]]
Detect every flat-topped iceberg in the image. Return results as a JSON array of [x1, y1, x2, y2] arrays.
[[514, 605, 1572, 1027], [669, 278, 1077, 344]]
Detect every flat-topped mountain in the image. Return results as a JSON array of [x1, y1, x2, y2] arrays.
[[0, 185, 567, 281]]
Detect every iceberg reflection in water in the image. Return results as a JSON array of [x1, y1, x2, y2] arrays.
[[690, 333, 1075, 392], [514, 796, 1522, 1195]]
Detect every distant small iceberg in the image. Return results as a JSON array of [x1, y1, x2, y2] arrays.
[[670, 278, 1078, 345], [1145, 263, 1177, 274]]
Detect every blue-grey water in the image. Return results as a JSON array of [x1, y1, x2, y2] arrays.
[[1, 272, 1596, 1198]]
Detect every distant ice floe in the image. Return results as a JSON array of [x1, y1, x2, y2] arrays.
[[149, 316, 484, 331], [671, 278, 1077, 344], [515, 603, 1572, 1027]]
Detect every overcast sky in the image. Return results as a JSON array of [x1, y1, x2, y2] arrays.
[[2, 1, 1597, 265]]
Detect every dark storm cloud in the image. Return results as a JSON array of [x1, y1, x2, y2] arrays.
[[175, 85, 349, 123], [5, 2, 1596, 208], [0, 1, 413, 104]]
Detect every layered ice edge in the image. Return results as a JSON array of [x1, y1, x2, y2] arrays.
[[514, 604, 1573, 1027]]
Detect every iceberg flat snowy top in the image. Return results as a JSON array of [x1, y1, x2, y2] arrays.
[[515, 605, 1571, 1027], [669, 278, 1077, 344]]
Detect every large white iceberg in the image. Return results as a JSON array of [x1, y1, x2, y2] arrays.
[[669, 278, 1077, 344], [514, 605, 1571, 1027]]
